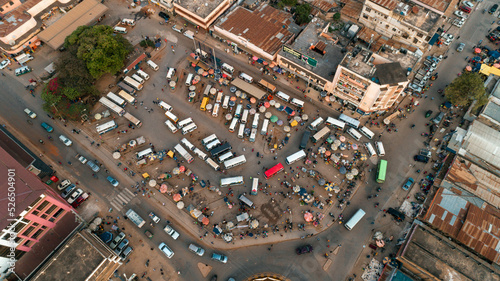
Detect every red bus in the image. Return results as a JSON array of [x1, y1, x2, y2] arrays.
[[265, 163, 284, 179]]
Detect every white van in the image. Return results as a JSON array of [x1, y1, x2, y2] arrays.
[[212, 103, 220, 118], [165, 120, 178, 133], [159, 101, 172, 111], [308, 117, 324, 131], [290, 98, 304, 108], [261, 119, 269, 135], [249, 128, 257, 142], [113, 26, 127, 34], [345, 209, 365, 231], [238, 124, 245, 139], [182, 123, 197, 135], [137, 148, 154, 159], [121, 18, 136, 26], [193, 148, 208, 160], [252, 113, 260, 129], [347, 128, 362, 141], [364, 142, 376, 157], [216, 92, 223, 103], [181, 138, 195, 151], [131, 74, 144, 85], [241, 109, 249, 124], [229, 118, 238, 132], [185, 73, 194, 86], [222, 63, 234, 73], [375, 141, 385, 156], [275, 91, 290, 102], [359, 126, 375, 140], [147, 60, 159, 71], [222, 96, 230, 109], [177, 117, 193, 129], [165, 111, 178, 123], [166, 68, 176, 79], [239, 73, 253, 83], [136, 69, 150, 80], [251, 178, 258, 195]]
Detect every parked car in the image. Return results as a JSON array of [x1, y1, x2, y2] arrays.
[[67, 188, 83, 204], [71, 193, 89, 208], [402, 178, 414, 191], [420, 149, 432, 158], [41, 122, 54, 133], [296, 245, 313, 255], [387, 208, 405, 222], [149, 212, 161, 223], [453, 10, 465, 17], [490, 4, 498, 14], [463, 1, 474, 8], [432, 112, 445, 124], [0, 59, 11, 69], [24, 108, 37, 119], [59, 135, 72, 146], [459, 6, 472, 13], [86, 160, 100, 172], [76, 154, 88, 164], [172, 25, 183, 33], [159, 242, 174, 258], [119, 246, 133, 260], [159, 12, 170, 21], [457, 42, 465, 52], [106, 176, 119, 187], [110, 232, 126, 249], [144, 230, 154, 239], [199, 180, 207, 188], [163, 225, 180, 240], [114, 239, 129, 255], [414, 155, 430, 163], [211, 252, 228, 263], [425, 110, 433, 118], [57, 179, 71, 190], [61, 184, 76, 198], [188, 244, 205, 256]]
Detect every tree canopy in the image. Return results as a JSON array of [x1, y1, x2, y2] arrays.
[[445, 72, 487, 109], [294, 4, 312, 25]]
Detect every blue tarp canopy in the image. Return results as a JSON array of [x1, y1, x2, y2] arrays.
[[428, 33, 440, 46], [489, 50, 500, 59]]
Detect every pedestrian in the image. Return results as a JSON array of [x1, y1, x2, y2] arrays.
[[153, 83, 156, 87]]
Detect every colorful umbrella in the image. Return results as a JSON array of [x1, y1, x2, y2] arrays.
[[265, 112, 272, 118], [179, 166, 186, 173], [202, 71, 208, 76], [277, 120, 283, 126], [324, 182, 334, 191], [351, 143, 358, 150], [225, 114, 232, 120], [270, 115, 278, 123], [177, 201, 184, 209], [250, 97, 256, 104], [252, 56, 258, 61], [209, 69, 214, 74], [230, 96, 237, 101], [465, 66, 472, 71], [259, 106, 266, 112], [160, 184, 168, 193], [302, 114, 309, 121], [173, 193, 182, 202], [339, 136, 346, 142], [249, 108, 256, 115], [202, 217, 210, 225], [269, 100, 276, 106], [264, 102, 270, 108], [474, 48, 481, 54], [304, 212, 313, 222]]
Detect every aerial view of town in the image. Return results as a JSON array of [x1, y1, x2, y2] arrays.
[[1, 0, 500, 279]]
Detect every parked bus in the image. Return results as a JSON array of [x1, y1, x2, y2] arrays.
[[326, 117, 345, 130], [206, 139, 221, 151], [218, 151, 233, 163], [252, 113, 260, 129], [251, 178, 258, 195], [339, 113, 360, 128], [202, 134, 217, 146], [205, 158, 220, 171], [210, 142, 232, 157], [118, 90, 136, 105], [311, 127, 330, 143], [249, 128, 257, 142], [222, 96, 230, 109], [224, 155, 246, 169], [216, 92, 223, 103], [136, 69, 150, 80], [285, 150, 306, 165], [347, 128, 362, 141], [229, 118, 239, 133], [290, 98, 304, 108], [203, 84, 212, 96], [137, 148, 154, 159], [241, 109, 249, 124], [264, 163, 284, 179], [261, 118, 269, 135], [177, 118, 193, 129], [123, 76, 143, 91], [200, 97, 209, 111], [238, 123, 245, 139], [123, 112, 142, 127], [96, 120, 117, 135], [113, 26, 127, 34], [275, 91, 290, 102], [238, 73, 253, 83], [258, 79, 276, 93], [308, 117, 324, 130], [235, 104, 243, 118], [174, 144, 194, 163], [165, 120, 177, 133], [220, 176, 244, 187], [221, 63, 234, 73], [376, 159, 387, 183], [158, 101, 172, 111], [180, 138, 196, 151], [165, 111, 178, 123], [345, 209, 366, 231], [359, 126, 375, 139], [375, 141, 385, 156], [131, 74, 144, 85], [212, 103, 220, 117], [299, 131, 310, 149], [99, 97, 125, 116], [181, 123, 197, 135], [107, 92, 126, 107], [117, 82, 136, 95], [193, 148, 208, 160], [364, 142, 376, 157]]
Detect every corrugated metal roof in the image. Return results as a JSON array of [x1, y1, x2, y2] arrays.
[[461, 120, 500, 170], [369, 0, 398, 10], [310, 0, 337, 12], [341, 0, 364, 20], [415, 0, 452, 13], [424, 187, 468, 237]]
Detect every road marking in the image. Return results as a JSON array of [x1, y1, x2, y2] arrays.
[[109, 188, 136, 211]]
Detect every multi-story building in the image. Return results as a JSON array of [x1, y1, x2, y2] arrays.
[[172, 0, 233, 30]]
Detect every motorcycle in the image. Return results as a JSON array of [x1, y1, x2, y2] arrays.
[[145, 259, 149, 267]]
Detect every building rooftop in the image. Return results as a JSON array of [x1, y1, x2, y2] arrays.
[[173, 0, 227, 18], [279, 17, 343, 80], [396, 3, 441, 32], [374, 62, 407, 84], [309, 0, 337, 13], [425, 187, 469, 237], [217, 5, 295, 56], [459, 120, 500, 172], [480, 97, 500, 126], [398, 222, 500, 281], [410, 0, 453, 13], [341, 0, 364, 20], [370, 0, 398, 10]]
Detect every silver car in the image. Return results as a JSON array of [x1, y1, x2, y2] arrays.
[[457, 43, 465, 52]]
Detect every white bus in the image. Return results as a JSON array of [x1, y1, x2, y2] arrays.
[[224, 155, 246, 169], [113, 26, 127, 34], [131, 74, 144, 85], [218, 151, 233, 163], [221, 63, 234, 73], [222, 96, 230, 109], [165, 120, 178, 133], [239, 72, 253, 83], [275, 91, 290, 102], [177, 117, 193, 129], [96, 120, 117, 135], [347, 128, 362, 141], [345, 209, 366, 231], [339, 113, 360, 128], [181, 123, 197, 135], [212, 103, 220, 117], [202, 134, 217, 146], [375, 141, 385, 156], [241, 109, 249, 124], [220, 176, 244, 187], [180, 138, 195, 150], [251, 178, 259, 195], [136, 69, 150, 80], [238, 123, 245, 139], [252, 113, 260, 129], [206, 139, 221, 151], [235, 104, 243, 118], [123, 112, 142, 127], [290, 98, 304, 108], [118, 90, 136, 105], [229, 118, 239, 133], [174, 144, 194, 163], [107, 92, 126, 107], [364, 142, 377, 157], [359, 126, 375, 139], [249, 128, 257, 142], [311, 127, 330, 143], [308, 117, 324, 131], [326, 117, 345, 130], [203, 84, 212, 96], [216, 92, 223, 103], [261, 119, 269, 135], [123, 76, 143, 91], [99, 97, 125, 116], [165, 111, 178, 123], [193, 148, 208, 160], [285, 150, 306, 165], [185, 73, 194, 86], [158, 101, 172, 111], [137, 148, 154, 159], [205, 158, 220, 171]]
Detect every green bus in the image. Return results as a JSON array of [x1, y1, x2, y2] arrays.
[[376, 159, 387, 183]]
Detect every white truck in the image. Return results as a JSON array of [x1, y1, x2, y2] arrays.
[[126, 209, 146, 228], [184, 30, 195, 39], [15, 53, 34, 64], [174, 144, 194, 163]]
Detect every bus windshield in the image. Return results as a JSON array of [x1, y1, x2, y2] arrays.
[[377, 160, 387, 183]]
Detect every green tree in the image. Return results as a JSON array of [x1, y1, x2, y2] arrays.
[[65, 25, 132, 79], [445, 72, 487, 110], [333, 12, 341, 21], [295, 4, 312, 25]]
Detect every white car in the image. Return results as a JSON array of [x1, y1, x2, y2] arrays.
[[442, 33, 454, 41], [463, 1, 473, 8], [59, 135, 73, 146], [24, 108, 37, 119], [67, 188, 83, 204], [57, 179, 71, 190], [0, 59, 10, 70], [163, 225, 180, 240], [454, 10, 465, 17]]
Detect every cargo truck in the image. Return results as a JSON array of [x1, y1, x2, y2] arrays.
[[126, 209, 146, 228]]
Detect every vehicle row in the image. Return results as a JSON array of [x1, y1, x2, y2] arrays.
[[56, 180, 89, 207]]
